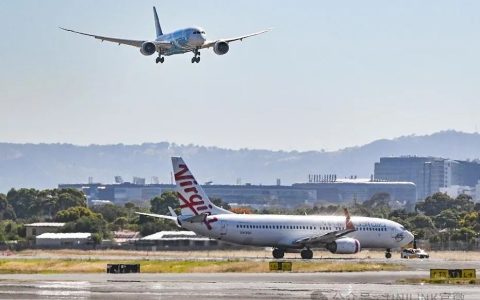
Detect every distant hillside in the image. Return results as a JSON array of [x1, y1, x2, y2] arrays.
[[1, 130, 480, 192]]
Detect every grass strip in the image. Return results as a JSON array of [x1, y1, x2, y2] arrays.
[[0, 259, 405, 274]]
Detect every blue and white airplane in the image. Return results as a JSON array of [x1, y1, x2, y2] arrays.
[[138, 157, 415, 259], [60, 7, 270, 64]]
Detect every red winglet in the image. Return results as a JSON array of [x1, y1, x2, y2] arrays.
[[344, 208, 355, 230]]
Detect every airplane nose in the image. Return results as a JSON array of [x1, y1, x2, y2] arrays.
[[406, 230, 415, 244], [192, 35, 205, 47]]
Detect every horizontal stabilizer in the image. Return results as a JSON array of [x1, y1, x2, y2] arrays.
[[180, 213, 209, 223], [135, 212, 176, 221]]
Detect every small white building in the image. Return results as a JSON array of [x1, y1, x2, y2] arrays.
[[140, 231, 218, 248], [35, 232, 91, 247], [25, 222, 65, 239]]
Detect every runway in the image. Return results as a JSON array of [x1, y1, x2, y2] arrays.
[[1, 252, 479, 299], [0, 271, 478, 299]]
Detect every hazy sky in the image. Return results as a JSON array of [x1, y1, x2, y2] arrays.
[[1, 1, 479, 151]]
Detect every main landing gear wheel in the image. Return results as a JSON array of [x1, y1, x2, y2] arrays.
[[300, 249, 313, 259], [156, 56, 164, 64], [385, 249, 392, 259], [272, 248, 285, 259]]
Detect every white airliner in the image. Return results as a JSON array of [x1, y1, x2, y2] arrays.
[[60, 7, 270, 64], [139, 157, 414, 259]]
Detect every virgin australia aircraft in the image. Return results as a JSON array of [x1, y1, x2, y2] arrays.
[[138, 157, 414, 259], [60, 7, 270, 64]]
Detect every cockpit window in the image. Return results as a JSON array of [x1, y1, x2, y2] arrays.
[[400, 226, 405, 231], [201, 31, 206, 34]]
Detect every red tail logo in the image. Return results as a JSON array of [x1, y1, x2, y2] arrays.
[[175, 164, 217, 230]]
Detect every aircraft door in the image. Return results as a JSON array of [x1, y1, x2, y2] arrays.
[[220, 221, 228, 236]]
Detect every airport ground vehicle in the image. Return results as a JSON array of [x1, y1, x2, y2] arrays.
[[401, 248, 429, 259]]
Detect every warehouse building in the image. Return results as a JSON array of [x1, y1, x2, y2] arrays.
[[137, 231, 232, 250], [35, 232, 92, 247]]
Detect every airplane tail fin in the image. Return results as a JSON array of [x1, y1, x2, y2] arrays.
[[172, 157, 232, 216], [153, 6, 163, 37]]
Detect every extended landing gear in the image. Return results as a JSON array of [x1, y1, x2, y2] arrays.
[[156, 56, 165, 64], [191, 49, 201, 63], [301, 248, 313, 260], [272, 248, 285, 259], [385, 249, 392, 259]]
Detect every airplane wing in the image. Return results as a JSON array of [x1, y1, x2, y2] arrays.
[[60, 27, 173, 50], [200, 28, 271, 49], [294, 208, 356, 246], [294, 228, 356, 246], [60, 27, 146, 48]]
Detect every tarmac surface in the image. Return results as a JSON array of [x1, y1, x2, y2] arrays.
[[0, 269, 478, 299], [0, 253, 479, 299]]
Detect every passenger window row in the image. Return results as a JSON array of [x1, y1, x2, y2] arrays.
[[237, 224, 331, 230], [358, 227, 387, 231], [235, 224, 388, 232]]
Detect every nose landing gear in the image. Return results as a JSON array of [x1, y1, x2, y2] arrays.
[[156, 56, 165, 64], [272, 248, 285, 259], [191, 49, 201, 63]]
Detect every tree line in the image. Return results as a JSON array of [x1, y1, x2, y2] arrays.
[[0, 188, 478, 245]]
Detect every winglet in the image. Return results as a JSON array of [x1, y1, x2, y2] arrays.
[[168, 206, 181, 227], [168, 206, 177, 218], [344, 207, 355, 230], [153, 6, 163, 37]]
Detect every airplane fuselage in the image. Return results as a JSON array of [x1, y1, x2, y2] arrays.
[[181, 214, 413, 250], [157, 27, 206, 55]]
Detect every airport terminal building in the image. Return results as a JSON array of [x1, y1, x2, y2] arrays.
[[59, 178, 417, 209]]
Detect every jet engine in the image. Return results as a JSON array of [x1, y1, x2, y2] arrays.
[[140, 42, 156, 56], [326, 238, 361, 254], [213, 41, 229, 55]]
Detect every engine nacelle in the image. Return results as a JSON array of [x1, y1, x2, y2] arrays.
[[140, 42, 156, 56], [213, 41, 229, 55], [326, 238, 361, 254]]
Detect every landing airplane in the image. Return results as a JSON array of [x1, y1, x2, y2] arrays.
[[138, 157, 414, 259], [60, 7, 270, 64]]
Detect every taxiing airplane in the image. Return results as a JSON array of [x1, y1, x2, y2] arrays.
[[138, 157, 414, 259], [60, 7, 270, 64]]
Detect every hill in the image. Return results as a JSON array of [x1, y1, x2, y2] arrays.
[[1, 130, 479, 192]]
